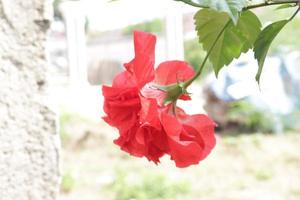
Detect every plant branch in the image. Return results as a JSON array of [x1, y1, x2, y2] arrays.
[[174, 0, 300, 10], [183, 20, 231, 88], [244, 0, 300, 10]]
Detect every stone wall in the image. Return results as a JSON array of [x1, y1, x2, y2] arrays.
[[0, 0, 60, 199]]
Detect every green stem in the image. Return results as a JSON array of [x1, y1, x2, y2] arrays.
[[183, 20, 231, 88]]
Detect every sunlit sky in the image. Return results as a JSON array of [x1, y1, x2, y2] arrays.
[[80, 0, 196, 31]]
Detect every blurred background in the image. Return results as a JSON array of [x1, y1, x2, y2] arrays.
[[47, 0, 300, 199]]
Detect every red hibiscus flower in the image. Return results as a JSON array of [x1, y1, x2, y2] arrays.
[[102, 31, 216, 167]]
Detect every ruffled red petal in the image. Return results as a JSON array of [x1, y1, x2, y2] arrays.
[[139, 95, 161, 130], [112, 71, 136, 88], [125, 31, 156, 88], [181, 114, 216, 160], [160, 108, 216, 168], [102, 86, 140, 131]]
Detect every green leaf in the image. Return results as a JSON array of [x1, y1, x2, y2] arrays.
[[194, 9, 261, 75], [253, 20, 289, 82], [275, 4, 296, 10], [194, 0, 247, 24]]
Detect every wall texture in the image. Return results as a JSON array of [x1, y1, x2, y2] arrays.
[[0, 0, 60, 199]]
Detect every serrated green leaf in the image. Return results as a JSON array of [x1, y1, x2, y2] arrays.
[[254, 20, 289, 82], [194, 9, 261, 75], [194, 0, 247, 24]]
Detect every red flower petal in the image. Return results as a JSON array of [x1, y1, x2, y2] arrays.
[[139, 125, 169, 163], [133, 31, 156, 57], [154, 61, 195, 85], [116, 123, 168, 164], [112, 71, 136, 88], [114, 125, 145, 157], [160, 112, 202, 167], [161, 109, 216, 168], [160, 111, 182, 138], [125, 31, 156, 88], [181, 114, 216, 160], [102, 86, 140, 131], [139, 95, 161, 130], [168, 138, 203, 168]]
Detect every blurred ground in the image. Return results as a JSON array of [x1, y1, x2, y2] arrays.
[[58, 114, 300, 200]]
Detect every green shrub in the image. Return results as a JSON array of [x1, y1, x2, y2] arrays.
[[281, 109, 300, 131], [227, 101, 275, 133], [61, 173, 76, 193], [255, 169, 273, 181], [108, 169, 189, 200], [59, 112, 73, 145], [123, 19, 164, 36]]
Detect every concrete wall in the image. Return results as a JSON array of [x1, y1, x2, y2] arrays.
[[0, 0, 60, 199]]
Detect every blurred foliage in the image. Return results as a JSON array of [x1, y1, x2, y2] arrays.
[[107, 169, 189, 200], [61, 173, 76, 193], [291, 189, 300, 199], [123, 19, 164, 36], [59, 112, 73, 145], [53, 0, 63, 19], [59, 111, 91, 146], [227, 101, 275, 133], [227, 101, 300, 133], [281, 109, 300, 131], [184, 39, 212, 75], [255, 169, 273, 181]]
